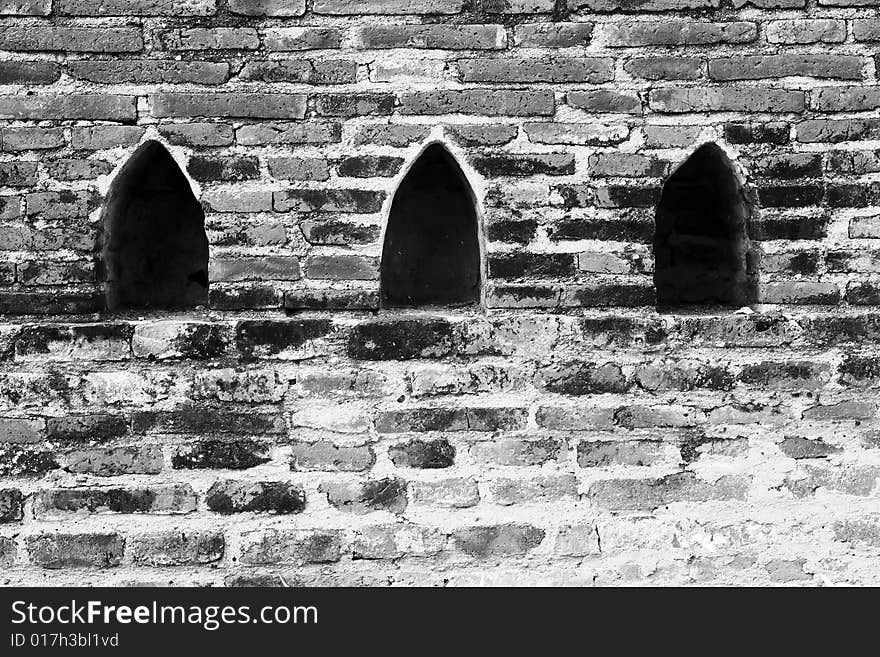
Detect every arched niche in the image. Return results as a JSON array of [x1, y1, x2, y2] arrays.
[[653, 143, 757, 311], [380, 143, 481, 308], [102, 140, 209, 311]]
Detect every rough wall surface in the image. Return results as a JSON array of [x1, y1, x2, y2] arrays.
[[1, 0, 880, 586]]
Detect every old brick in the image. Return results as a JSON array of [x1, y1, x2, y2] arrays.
[[537, 361, 629, 395], [337, 155, 403, 178], [229, 0, 305, 15], [235, 319, 333, 359], [237, 121, 341, 145], [347, 317, 460, 360], [767, 19, 846, 43], [524, 122, 628, 146], [0, 488, 22, 522], [568, 90, 641, 114], [0, 60, 59, 83], [0, 94, 136, 120], [471, 152, 575, 177], [0, 26, 142, 52], [589, 472, 748, 511], [389, 438, 455, 468], [514, 22, 593, 46], [454, 524, 544, 557], [275, 188, 385, 213], [206, 480, 305, 514], [304, 255, 378, 281], [162, 27, 259, 50], [471, 437, 564, 466], [399, 90, 554, 116], [291, 441, 375, 472], [26, 533, 124, 569], [651, 87, 804, 113], [315, 93, 394, 117], [321, 477, 408, 514], [240, 529, 341, 565], [709, 55, 862, 81], [171, 439, 271, 470], [625, 57, 702, 80], [459, 56, 613, 83], [70, 59, 228, 84], [36, 485, 196, 515], [605, 21, 757, 46], [62, 446, 163, 476], [269, 157, 330, 181], [152, 93, 306, 119], [128, 531, 224, 566], [356, 24, 503, 49]]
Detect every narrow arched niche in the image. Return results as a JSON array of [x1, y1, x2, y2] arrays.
[[380, 143, 481, 308], [653, 143, 757, 311], [102, 140, 209, 311]]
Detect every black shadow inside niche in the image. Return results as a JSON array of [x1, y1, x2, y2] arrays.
[[380, 143, 481, 308], [653, 143, 757, 311], [102, 140, 209, 311]]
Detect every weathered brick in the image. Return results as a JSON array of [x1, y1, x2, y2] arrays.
[[275, 188, 385, 213], [471, 437, 565, 466], [26, 533, 124, 569], [315, 93, 394, 117], [151, 93, 306, 119], [567, 90, 641, 114], [291, 441, 375, 472], [240, 59, 356, 84], [235, 319, 333, 359], [605, 21, 756, 46], [766, 19, 846, 43], [172, 439, 271, 470], [261, 27, 339, 52], [524, 122, 629, 146], [453, 524, 544, 557], [399, 90, 554, 116], [315, 0, 464, 13], [35, 485, 197, 515], [128, 531, 224, 566], [240, 529, 341, 565], [162, 27, 259, 50], [459, 57, 613, 83], [650, 87, 805, 113], [0, 26, 142, 52], [389, 438, 455, 468], [0, 94, 136, 120], [70, 59, 228, 84], [229, 0, 305, 15], [320, 477, 408, 514], [625, 57, 702, 80], [709, 55, 862, 81], [236, 121, 341, 145], [159, 122, 233, 146], [0, 60, 59, 83], [70, 125, 144, 150], [589, 472, 748, 511], [471, 152, 575, 177], [206, 480, 305, 514], [58, 0, 215, 14], [356, 24, 504, 49], [514, 22, 593, 47]]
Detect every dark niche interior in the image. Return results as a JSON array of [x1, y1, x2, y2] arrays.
[[381, 143, 481, 308], [102, 140, 209, 311], [653, 143, 757, 311]]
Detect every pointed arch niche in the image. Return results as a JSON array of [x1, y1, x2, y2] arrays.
[[380, 143, 482, 308], [102, 140, 209, 311], [653, 143, 757, 311]]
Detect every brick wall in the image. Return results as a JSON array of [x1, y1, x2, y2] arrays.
[[1, 0, 879, 586]]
